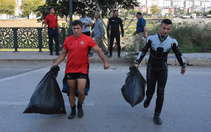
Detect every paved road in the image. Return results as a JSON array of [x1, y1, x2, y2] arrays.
[[0, 61, 53, 79], [0, 63, 210, 132]]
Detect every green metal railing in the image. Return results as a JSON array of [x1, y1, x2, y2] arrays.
[[0, 27, 66, 52]]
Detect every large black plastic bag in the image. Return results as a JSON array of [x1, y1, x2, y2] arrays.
[[121, 65, 146, 107], [23, 66, 66, 114]]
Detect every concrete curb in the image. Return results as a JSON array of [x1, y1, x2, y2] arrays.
[[0, 57, 211, 67], [0, 51, 211, 67]]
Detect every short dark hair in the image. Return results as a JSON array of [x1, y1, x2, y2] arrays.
[[49, 7, 54, 12], [161, 19, 172, 25], [72, 20, 83, 28], [113, 10, 118, 13]]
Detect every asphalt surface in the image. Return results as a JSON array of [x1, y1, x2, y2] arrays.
[[0, 61, 53, 79], [0, 63, 211, 132]]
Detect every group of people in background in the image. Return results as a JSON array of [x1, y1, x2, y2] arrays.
[[44, 8, 147, 57]]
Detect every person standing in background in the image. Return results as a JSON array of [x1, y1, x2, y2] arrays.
[[44, 7, 60, 56], [91, 12, 108, 56], [107, 10, 124, 58], [132, 12, 147, 55], [79, 11, 93, 56]]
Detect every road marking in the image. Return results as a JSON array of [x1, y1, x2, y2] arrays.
[[0, 101, 95, 106], [0, 66, 48, 84]]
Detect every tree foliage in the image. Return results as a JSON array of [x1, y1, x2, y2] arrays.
[[20, 0, 45, 18], [150, 4, 160, 15], [37, 0, 139, 22], [0, 0, 16, 15]]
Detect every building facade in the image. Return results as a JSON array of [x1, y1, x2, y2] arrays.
[[137, 0, 211, 15]]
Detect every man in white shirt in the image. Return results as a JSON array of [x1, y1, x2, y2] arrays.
[[79, 11, 93, 36], [79, 11, 93, 56]]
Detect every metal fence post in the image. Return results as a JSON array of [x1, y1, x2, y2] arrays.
[[13, 28, 18, 52], [38, 28, 42, 52], [62, 27, 66, 48]]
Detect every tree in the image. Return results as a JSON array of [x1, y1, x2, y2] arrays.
[[150, 4, 160, 15], [0, 0, 16, 15], [37, 0, 139, 22], [20, 0, 45, 18]]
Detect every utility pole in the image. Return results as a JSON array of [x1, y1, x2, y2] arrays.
[[69, 0, 73, 36]]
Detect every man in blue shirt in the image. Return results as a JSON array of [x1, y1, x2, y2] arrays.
[[91, 12, 108, 55], [132, 12, 147, 55]]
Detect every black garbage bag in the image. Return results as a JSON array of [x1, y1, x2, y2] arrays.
[[121, 65, 146, 107], [23, 65, 66, 114]]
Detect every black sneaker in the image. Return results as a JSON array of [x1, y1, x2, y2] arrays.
[[68, 105, 76, 119], [118, 56, 121, 58], [50, 52, 53, 56], [77, 103, 84, 118], [108, 55, 112, 58], [143, 98, 151, 108], [56, 52, 60, 56], [104, 52, 109, 56], [153, 113, 162, 125]]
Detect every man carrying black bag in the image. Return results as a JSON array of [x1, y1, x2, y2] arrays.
[[134, 19, 186, 125], [52, 20, 109, 119]]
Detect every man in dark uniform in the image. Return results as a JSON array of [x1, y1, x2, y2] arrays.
[[44, 7, 60, 55], [107, 10, 124, 58], [134, 19, 186, 125]]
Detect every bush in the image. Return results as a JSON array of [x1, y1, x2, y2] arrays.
[[170, 24, 211, 52], [145, 23, 211, 52]]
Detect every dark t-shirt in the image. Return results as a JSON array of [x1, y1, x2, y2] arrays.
[[107, 17, 124, 35]]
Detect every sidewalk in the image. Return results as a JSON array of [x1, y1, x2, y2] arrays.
[[0, 51, 211, 67]]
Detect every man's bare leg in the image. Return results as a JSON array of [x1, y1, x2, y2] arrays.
[[77, 79, 87, 118], [67, 79, 77, 119]]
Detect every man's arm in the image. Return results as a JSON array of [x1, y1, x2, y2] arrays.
[[85, 22, 93, 26], [107, 18, 110, 38], [52, 49, 68, 66], [132, 31, 137, 36], [92, 46, 110, 69], [172, 43, 186, 75], [85, 18, 93, 26], [91, 21, 97, 36], [143, 26, 147, 38], [44, 23, 47, 36], [134, 39, 151, 68], [141, 19, 147, 38], [100, 21, 105, 38]]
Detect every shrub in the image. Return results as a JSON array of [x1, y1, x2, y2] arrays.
[[170, 24, 211, 52], [145, 23, 211, 52]]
